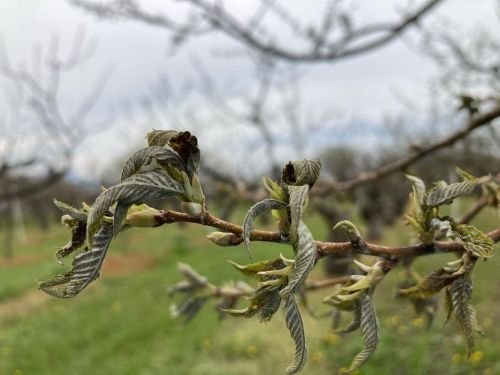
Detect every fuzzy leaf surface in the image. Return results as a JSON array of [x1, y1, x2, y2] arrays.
[[39, 223, 113, 298]]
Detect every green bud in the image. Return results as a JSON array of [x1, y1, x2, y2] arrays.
[[181, 202, 203, 216], [207, 231, 235, 246], [126, 208, 160, 227]]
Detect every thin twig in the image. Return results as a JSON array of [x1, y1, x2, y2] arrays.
[[154, 209, 500, 259]]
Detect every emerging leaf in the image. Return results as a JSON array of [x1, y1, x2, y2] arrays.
[[146, 129, 179, 147], [282, 158, 321, 187], [228, 257, 288, 281], [39, 223, 113, 298], [120, 146, 182, 181], [262, 177, 287, 202], [448, 275, 483, 357], [349, 293, 380, 372], [283, 296, 308, 375], [87, 170, 183, 246], [425, 170, 477, 207], [406, 174, 426, 205], [287, 184, 310, 244], [398, 269, 455, 298], [450, 222, 495, 258], [336, 299, 362, 334], [280, 221, 316, 299], [333, 220, 362, 244], [242, 199, 286, 257]]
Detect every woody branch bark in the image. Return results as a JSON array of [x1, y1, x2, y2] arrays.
[[154, 210, 500, 259]]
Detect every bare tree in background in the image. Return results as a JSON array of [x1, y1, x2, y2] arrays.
[[0, 29, 111, 258], [68, 0, 500, 275]]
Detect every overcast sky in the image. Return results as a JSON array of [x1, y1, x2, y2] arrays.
[[1, 0, 499, 181]]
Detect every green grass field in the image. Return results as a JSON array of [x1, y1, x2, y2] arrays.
[[0, 202, 499, 375]]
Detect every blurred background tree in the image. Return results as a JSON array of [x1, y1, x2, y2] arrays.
[[1, 1, 500, 374]]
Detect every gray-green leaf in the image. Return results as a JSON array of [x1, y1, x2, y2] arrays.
[[336, 299, 361, 334], [38, 222, 113, 298], [287, 184, 310, 244], [120, 146, 182, 181], [425, 179, 477, 207], [284, 296, 308, 375], [280, 221, 316, 299], [449, 275, 481, 357], [349, 293, 380, 372], [87, 170, 183, 246], [242, 199, 286, 257]]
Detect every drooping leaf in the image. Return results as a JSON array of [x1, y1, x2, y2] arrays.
[[53, 199, 88, 222], [280, 221, 316, 299], [87, 170, 183, 246], [242, 199, 286, 257], [283, 296, 308, 375], [170, 296, 208, 322], [349, 293, 380, 372], [38, 223, 113, 298], [287, 184, 310, 244], [398, 268, 455, 298], [451, 222, 495, 258], [425, 177, 477, 207], [406, 174, 426, 205], [258, 289, 282, 322], [444, 287, 453, 325], [282, 158, 321, 187], [336, 299, 361, 334], [449, 275, 482, 357], [222, 286, 280, 320]]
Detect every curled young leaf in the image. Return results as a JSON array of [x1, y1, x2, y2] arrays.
[[287, 185, 310, 244], [349, 293, 380, 372], [242, 199, 287, 257], [449, 275, 483, 357], [146, 129, 179, 147], [55, 220, 86, 264], [283, 296, 308, 375], [336, 299, 361, 334], [406, 174, 426, 205], [38, 223, 113, 298], [280, 221, 316, 299], [120, 146, 182, 181], [282, 158, 321, 187]]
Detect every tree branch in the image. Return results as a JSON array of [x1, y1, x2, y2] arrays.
[[153, 209, 500, 260]]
